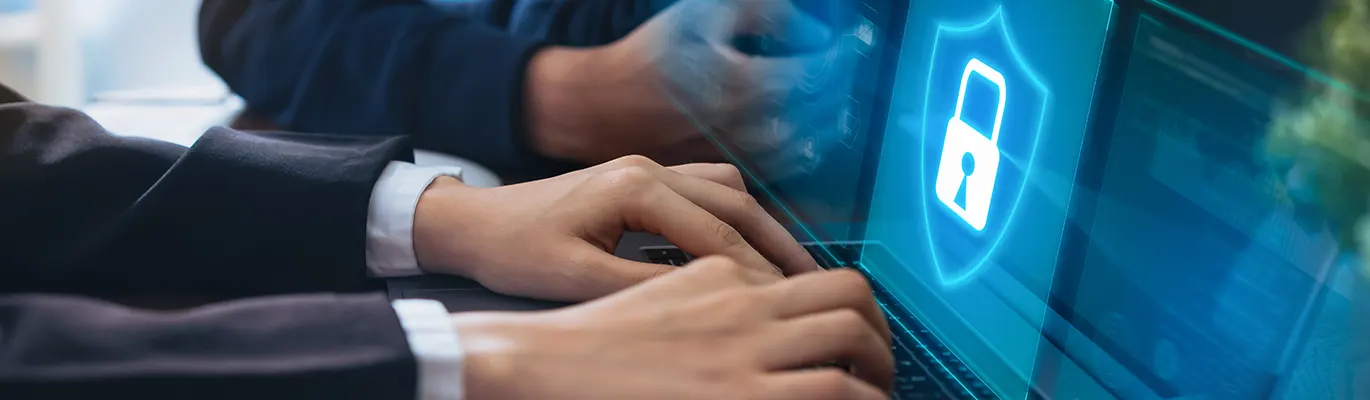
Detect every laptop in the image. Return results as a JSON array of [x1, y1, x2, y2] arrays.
[[392, 0, 1344, 398]]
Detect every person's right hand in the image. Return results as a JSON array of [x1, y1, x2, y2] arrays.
[[451, 256, 894, 400], [525, 0, 860, 172], [413, 155, 820, 302]]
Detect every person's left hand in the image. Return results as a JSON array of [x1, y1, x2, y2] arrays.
[[411, 155, 821, 302]]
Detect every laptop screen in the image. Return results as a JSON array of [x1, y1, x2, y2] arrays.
[[1037, 5, 1343, 399], [859, 0, 1114, 398]]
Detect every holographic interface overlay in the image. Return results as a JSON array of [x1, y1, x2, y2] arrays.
[[864, 0, 1110, 398], [654, 0, 902, 244], [1042, 11, 1345, 400]]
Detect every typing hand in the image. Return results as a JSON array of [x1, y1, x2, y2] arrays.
[[526, 0, 858, 173], [412, 156, 820, 302], [451, 256, 893, 399]]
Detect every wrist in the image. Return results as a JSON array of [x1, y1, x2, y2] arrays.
[[525, 45, 648, 163], [449, 312, 537, 399], [526, 46, 600, 162], [413, 176, 471, 274]]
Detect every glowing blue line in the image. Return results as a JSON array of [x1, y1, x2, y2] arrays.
[[1147, 0, 1370, 103], [1015, 5, 1114, 400], [918, 5, 1052, 288]]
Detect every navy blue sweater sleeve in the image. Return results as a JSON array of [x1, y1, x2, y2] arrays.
[[200, 0, 656, 180]]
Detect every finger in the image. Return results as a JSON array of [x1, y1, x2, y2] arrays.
[[685, 254, 786, 286], [731, 0, 832, 48], [726, 116, 799, 153], [580, 254, 775, 304], [600, 159, 819, 275], [767, 269, 891, 344], [743, 42, 859, 97], [760, 309, 895, 392], [652, 168, 821, 275], [757, 370, 887, 400], [668, 163, 746, 191], [724, 114, 815, 158], [619, 176, 782, 276], [596, 252, 784, 296]]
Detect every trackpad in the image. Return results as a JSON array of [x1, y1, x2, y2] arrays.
[[402, 288, 570, 312]]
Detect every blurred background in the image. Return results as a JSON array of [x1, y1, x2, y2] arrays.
[[0, 0, 1322, 108], [0, 0, 225, 106], [0, 0, 240, 147]]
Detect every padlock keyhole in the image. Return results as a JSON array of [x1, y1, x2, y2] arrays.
[[955, 152, 975, 209]]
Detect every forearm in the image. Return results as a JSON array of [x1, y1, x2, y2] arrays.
[[523, 46, 613, 162], [202, 0, 584, 180], [522, 42, 678, 165], [0, 293, 417, 399], [0, 102, 410, 298]]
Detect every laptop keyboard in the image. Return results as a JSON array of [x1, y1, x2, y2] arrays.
[[641, 243, 996, 400]]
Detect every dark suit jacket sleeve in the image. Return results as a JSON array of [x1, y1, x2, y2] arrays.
[[196, 0, 636, 180], [0, 292, 417, 399], [0, 86, 412, 299], [0, 86, 419, 398]]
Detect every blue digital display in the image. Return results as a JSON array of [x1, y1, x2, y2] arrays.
[[691, 0, 1356, 398], [862, 0, 1113, 398], [1043, 14, 1340, 400]]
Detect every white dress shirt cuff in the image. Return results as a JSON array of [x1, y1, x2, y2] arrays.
[[393, 299, 465, 400], [366, 161, 464, 277]]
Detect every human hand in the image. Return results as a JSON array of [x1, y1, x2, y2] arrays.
[[525, 0, 860, 171], [451, 256, 894, 399], [412, 155, 820, 301]]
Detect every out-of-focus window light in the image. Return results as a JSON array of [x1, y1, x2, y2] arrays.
[[0, 0, 222, 106], [0, 0, 32, 13], [0, 0, 35, 99]]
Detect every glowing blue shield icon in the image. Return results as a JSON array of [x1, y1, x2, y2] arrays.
[[914, 7, 1050, 287]]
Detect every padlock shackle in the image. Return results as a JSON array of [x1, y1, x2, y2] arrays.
[[951, 58, 1007, 143]]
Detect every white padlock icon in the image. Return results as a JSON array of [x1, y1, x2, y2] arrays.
[[934, 58, 1005, 232]]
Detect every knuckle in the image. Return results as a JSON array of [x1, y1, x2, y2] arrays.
[[831, 309, 869, 336], [609, 154, 659, 170], [714, 163, 745, 186], [596, 167, 659, 194], [691, 255, 744, 275], [713, 222, 748, 249], [733, 190, 762, 213], [810, 370, 856, 398], [830, 268, 873, 292]]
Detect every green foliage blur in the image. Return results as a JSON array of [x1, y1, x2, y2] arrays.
[[1266, 0, 1370, 266]]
